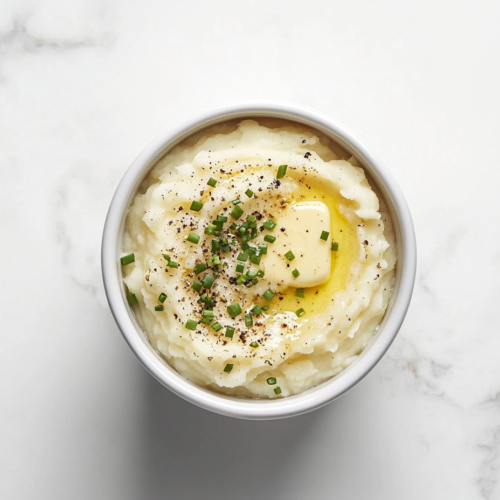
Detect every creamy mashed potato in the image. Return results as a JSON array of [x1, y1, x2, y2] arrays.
[[121, 119, 396, 398]]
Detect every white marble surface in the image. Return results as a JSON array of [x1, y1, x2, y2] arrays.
[[1, 0, 499, 498]]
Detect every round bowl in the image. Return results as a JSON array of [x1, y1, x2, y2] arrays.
[[101, 101, 416, 420]]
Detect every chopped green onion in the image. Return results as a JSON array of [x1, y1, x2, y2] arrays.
[[236, 263, 245, 273], [158, 293, 167, 303], [212, 255, 221, 265], [225, 326, 235, 338], [250, 278, 259, 286], [229, 223, 237, 230], [295, 288, 305, 298], [162, 254, 171, 261], [277, 165, 288, 179], [212, 322, 222, 331], [207, 177, 217, 187], [237, 253, 249, 262], [236, 275, 246, 285], [292, 269, 300, 278], [250, 254, 261, 265], [217, 215, 228, 222], [245, 189, 254, 198], [222, 245, 231, 252], [257, 270, 265, 278], [263, 289, 275, 302], [331, 242, 339, 251], [224, 364, 234, 373], [245, 313, 253, 327], [155, 305, 164, 312], [187, 232, 200, 244], [201, 317, 212, 325], [274, 386, 282, 395], [204, 224, 216, 235], [320, 231, 329, 241], [262, 304, 269, 311], [230, 205, 244, 219], [251, 305, 262, 315], [264, 235, 276, 243], [194, 262, 207, 274], [296, 308, 305, 317], [246, 214, 256, 222], [185, 319, 198, 330], [212, 220, 224, 231], [227, 303, 242, 318], [284, 251, 295, 261], [247, 269, 258, 278], [212, 239, 221, 252], [232, 199, 241, 205], [168, 261, 179, 268], [250, 341, 259, 348], [120, 253, 135, 266], [267, 377, 277, 385], [239, 227, 247, 236], [202, 310, 214, 318], [126, 293, 138, 305], [258, 245, 268, 255], [192, 280, 203, 293], [263, 220, 276, 231], [190, 200, 203, 211], [202, 274, 215, 289]]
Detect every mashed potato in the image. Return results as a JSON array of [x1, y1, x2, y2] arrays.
[[121, 119, 396, 398]]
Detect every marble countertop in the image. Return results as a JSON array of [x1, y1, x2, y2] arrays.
[[1, 0, 499, 499]]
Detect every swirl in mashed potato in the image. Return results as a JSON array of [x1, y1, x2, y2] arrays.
[[122, 119, 396, 398]]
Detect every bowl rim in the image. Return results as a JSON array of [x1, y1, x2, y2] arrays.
[[101, 100, 416, 420]]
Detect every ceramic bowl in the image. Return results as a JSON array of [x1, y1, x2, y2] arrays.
[[101, 101, 416, 420]]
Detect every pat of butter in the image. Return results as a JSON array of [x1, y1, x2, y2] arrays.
[[262, 201, 331, 288]]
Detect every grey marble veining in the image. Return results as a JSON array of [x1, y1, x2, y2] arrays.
[[1, 0, 500, 499]]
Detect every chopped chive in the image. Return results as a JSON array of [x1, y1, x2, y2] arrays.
[[224, 364, 234, 373], [185, 319, 198, 330], [252, 305, 262, 315], [212, 239, 221, 252], [320, 230, 330, 241], [158, 293, 167, 303], [168, 261, 179, 268], [250, 341, 259, 348], [194, 262, 207, 274], [162, 254, 171, 261], [202, 273, 215, 289], [277, 164, 288, 179], [284, 250, 295, 261], [229, 223, 237, 230], [331, 242, 339, 251], [120, 253, 135, 266], [262, 304, 269, 311], [236, 263, 245, 273], [258, 245, 268, 255], [295, 288, 305, 298], [263, 289, 275, 302], [212, 322, 222, 331], [202, 310, 214, 318], [250, 254, 261, 265], [245, 313, 253, 327], [257, 270, 265, 278], [266, 377, 277, 385], [245, 189, 254, 198], [237, 253, 249, 262], [187, 232, 200, 244], [292, 269, 300, 278], [192, 280, 203, 293], [264, 235, 276, 243], [225, 326, 235, 338], [232, 199, 241, 205], [274, 386, 282, 395], [190, 200, 203, 211], [155, 305, 164, 312], [217, 215, 228, 223], [263, 220, 276, 231], [227, 303, 242, 318], [207, 177, 217, 187], [296, 308, 305, 317], [230, 205, 244, 219], [126, 293, 138, 305]]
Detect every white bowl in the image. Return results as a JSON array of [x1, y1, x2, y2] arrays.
[[101, 101, 416, 420]]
